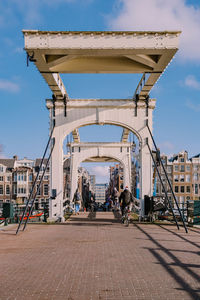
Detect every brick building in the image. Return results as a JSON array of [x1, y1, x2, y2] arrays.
[[190, 153, 200, 200], [0, 159, 15, 207], [155, 151, 200, 209]]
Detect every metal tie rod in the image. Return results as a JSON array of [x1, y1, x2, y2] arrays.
[[22, 138, 55, 231], [146, 120, 188, 233], [147, 142, 180, 230], [16, 120, 55, 235]]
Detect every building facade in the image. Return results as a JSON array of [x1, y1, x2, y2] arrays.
[[155, 151, 200, 209], [95, 183, 108, 204], [0, 159, 15, 207]]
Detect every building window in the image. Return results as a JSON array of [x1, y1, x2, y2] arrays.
[[195, 184, 198, 195], [29, 174, 33, 181], [14, 174, 17, 181], [180, 158, 184, 163], [193, 165, 198, 171], [180, 175, 184, 182], [180, 196, 185, 207], [193, 173, 198, 181], [44, 184, 49, 196], [180, 186, 184, 193], [44, 175, 49, 180], [7, 176, 11, 182], [0, 166, 3, 172], [185, 175, 190, 182], [18, 187, 26, 194], [13, 185, 17, 194], [174, 175, 178, 182], [167, 166, 171, 173], [174, 165, 179, 171], [180, 165, 185, 172], [72, 147, 74, 153], [36, 185, 41, 196], [174, 186, 179, 193], [0, 185, 3, 194], [6, 185, 10, 195], [186, 165, 190, 172], [186, 196, 190, 201], [0, 176, 3, 181], [186, 186, 190, 193], [79, 147, 81, 152]]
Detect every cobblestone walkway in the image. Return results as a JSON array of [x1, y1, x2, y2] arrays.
[[0, 212, 200, 300]]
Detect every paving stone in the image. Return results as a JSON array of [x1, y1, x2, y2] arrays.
[[0, 212, 200, 300]]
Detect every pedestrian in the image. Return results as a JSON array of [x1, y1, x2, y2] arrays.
[[73, 189, 81, 215], [113, 187, 119, 211]]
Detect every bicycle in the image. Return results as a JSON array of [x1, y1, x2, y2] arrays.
[[90, 202, 95, 213], [121, 206, 131, 227]]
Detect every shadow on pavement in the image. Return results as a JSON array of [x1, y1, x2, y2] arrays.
[[159, 225, 200, 249], [135, 224, 200, 300]]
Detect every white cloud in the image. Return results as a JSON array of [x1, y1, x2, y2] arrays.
[[0, 0, 78, 26], [185, 100, 200, 112], [0, 0, 88, 26], [184, 75, 200, 90], [0, 79, 20, 93], [90, 165, 110, 177], [109, 0, 200, 62]]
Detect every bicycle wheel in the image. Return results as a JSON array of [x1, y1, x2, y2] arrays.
[[124, 216, 129, 227]]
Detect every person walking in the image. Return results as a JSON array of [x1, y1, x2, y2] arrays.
[[113, 187, 119, 211], [119, 186, 133, 217], [73, 189, 81, 215]]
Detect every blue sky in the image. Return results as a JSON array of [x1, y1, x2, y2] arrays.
[[0, 0, 200, 182]]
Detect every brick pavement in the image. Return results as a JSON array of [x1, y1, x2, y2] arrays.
[[0, 212, 200, 300]]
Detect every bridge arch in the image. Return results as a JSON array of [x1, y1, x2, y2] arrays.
[[62, 120, 143, 146], [68, 142, 132, 201], [47, 98, 154, 220]]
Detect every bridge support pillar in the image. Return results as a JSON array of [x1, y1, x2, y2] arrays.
[[49, 127, 64, 221]]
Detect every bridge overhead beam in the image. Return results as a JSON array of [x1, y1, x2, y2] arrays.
[[23, 30, 180, 99]]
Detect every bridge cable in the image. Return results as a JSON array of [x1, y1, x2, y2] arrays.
[[146, 121, 188, 233], [146, 141, 180, 230], [22, 138, 55, 232], [16, 120, 56, 235]]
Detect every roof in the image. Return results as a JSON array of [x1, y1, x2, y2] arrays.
[[0, 159, 15, 169], [190, 153, 200, 160], [35, 158, 49, 167]]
